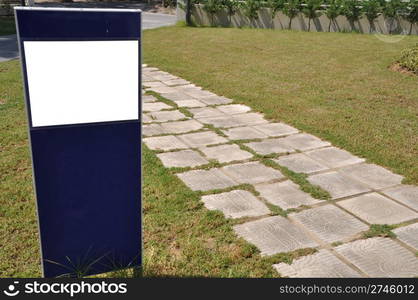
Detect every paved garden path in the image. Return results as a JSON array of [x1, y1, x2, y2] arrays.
[[142, 65, 418, 278]]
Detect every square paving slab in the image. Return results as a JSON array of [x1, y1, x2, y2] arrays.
[[245, 138, 295, 155], [150, 73, 177, 81], [173, 86, 202, 95], [160, 119, 203, 134], [308, 171, 371, 199], [289, 205, 368, 243], [146, 86, 178, 94], [142, 114, 152, 123], [143, 102, 172, 112], [280, 133, 331, 151], [174, 99, 206, 108], [178, 131, 228, 148], [222, 162, 285, 184], [198, 95, 233, 105], [339, 163, 403, 189], [338, 193, 418, 225], [162, 78, 190, 86], [233, 113, 268, 126], [305, 147, 365, 168], [274, 153, 329, 174], [148, 110, 187, 123], [200, 144, 253, 163], [274, 249, 361, 278], [157, 150, 209, 168], [176, 168, 237, 191], [143, 135, 189, 151], [202, 190, 270, 219], [393, 223, 418, 250], [159, 92, 190, 101], [222, 126, 268, 140], [142, 95, 157, 102], [198, 115, 242, 128], [150, 75, 178, 82], [252, 123, 299, 137], [142, 67, 158, 72], [174, 84, 200, 91], [234, 216, 319, 256], [142, 81, 165, 88], [142, 124, 164, 137], [255, 180, 321, 210], [335, 237, 418, 277], [216, 104, 251, 115], [382, 185, 418, 211], [188, 107, 225, 118], [185, 89, 217, 99], [142, 75, 154, 82]]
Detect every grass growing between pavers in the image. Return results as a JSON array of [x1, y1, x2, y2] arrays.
[[363, 224, 396, 239], [142, 144, 294, 277], [146, 91, 194, 118], [0, 60, 313, 277], [143, 26, 418, 185], [261, 158, 331, 200], [0, 17, 16, 36]]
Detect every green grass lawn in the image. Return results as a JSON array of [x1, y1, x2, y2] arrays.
[[143, 27, 418, 185], [1, 27, 417, 277], [0, 17, 16, 36]]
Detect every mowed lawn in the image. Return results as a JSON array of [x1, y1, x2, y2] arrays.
[[0, 59, 308, 277], [143, 27, 418, 185], [1, 26, 417, 277]]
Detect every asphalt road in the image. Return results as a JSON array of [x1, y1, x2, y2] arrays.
[[0, 12, 176, 62], [0, 35, 18, 62]]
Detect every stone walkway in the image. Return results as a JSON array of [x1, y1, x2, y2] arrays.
[[141, 65, 418, 278]]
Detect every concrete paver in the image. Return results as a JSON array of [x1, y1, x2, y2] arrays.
[[274, 249, 361, 278], [157, 150, 209, 168], [222, 162, 285, 184], [255, 180, 321, 210], [338, 193, 418, 225], [200, 144, 253, 163], [234, 216, 319, 256], [335, 238, 418, 277], [202, 190, 270, 219]]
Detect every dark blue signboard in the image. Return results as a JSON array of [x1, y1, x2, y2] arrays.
[[15, 7, 142, 277]]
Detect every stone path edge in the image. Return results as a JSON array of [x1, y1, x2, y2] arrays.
[[141, 65, 418, 278]]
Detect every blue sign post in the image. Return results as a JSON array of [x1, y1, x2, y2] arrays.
[[15, 7, 142, 277]]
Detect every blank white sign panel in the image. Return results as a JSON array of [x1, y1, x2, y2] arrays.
[[24, 40, 139, 127]]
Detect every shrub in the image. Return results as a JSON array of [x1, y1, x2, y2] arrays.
[[283, 0, 301, 29], [405, 0, 418, 34], [302, 0, 323, 31], [203, 0, 224, 25], [325, 0, 342, 31], [362, 0, 381, 33], [240, 0, 263, 24], [397, 44, 418, 74], [342, 0, 362, 27], [382, 0, 405, 33], [0, 3, 12, 16], [222, 0, 240, 25]]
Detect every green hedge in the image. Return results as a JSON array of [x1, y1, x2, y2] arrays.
[[191, 0, 418, 34], [398, 44, 418, 73]]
